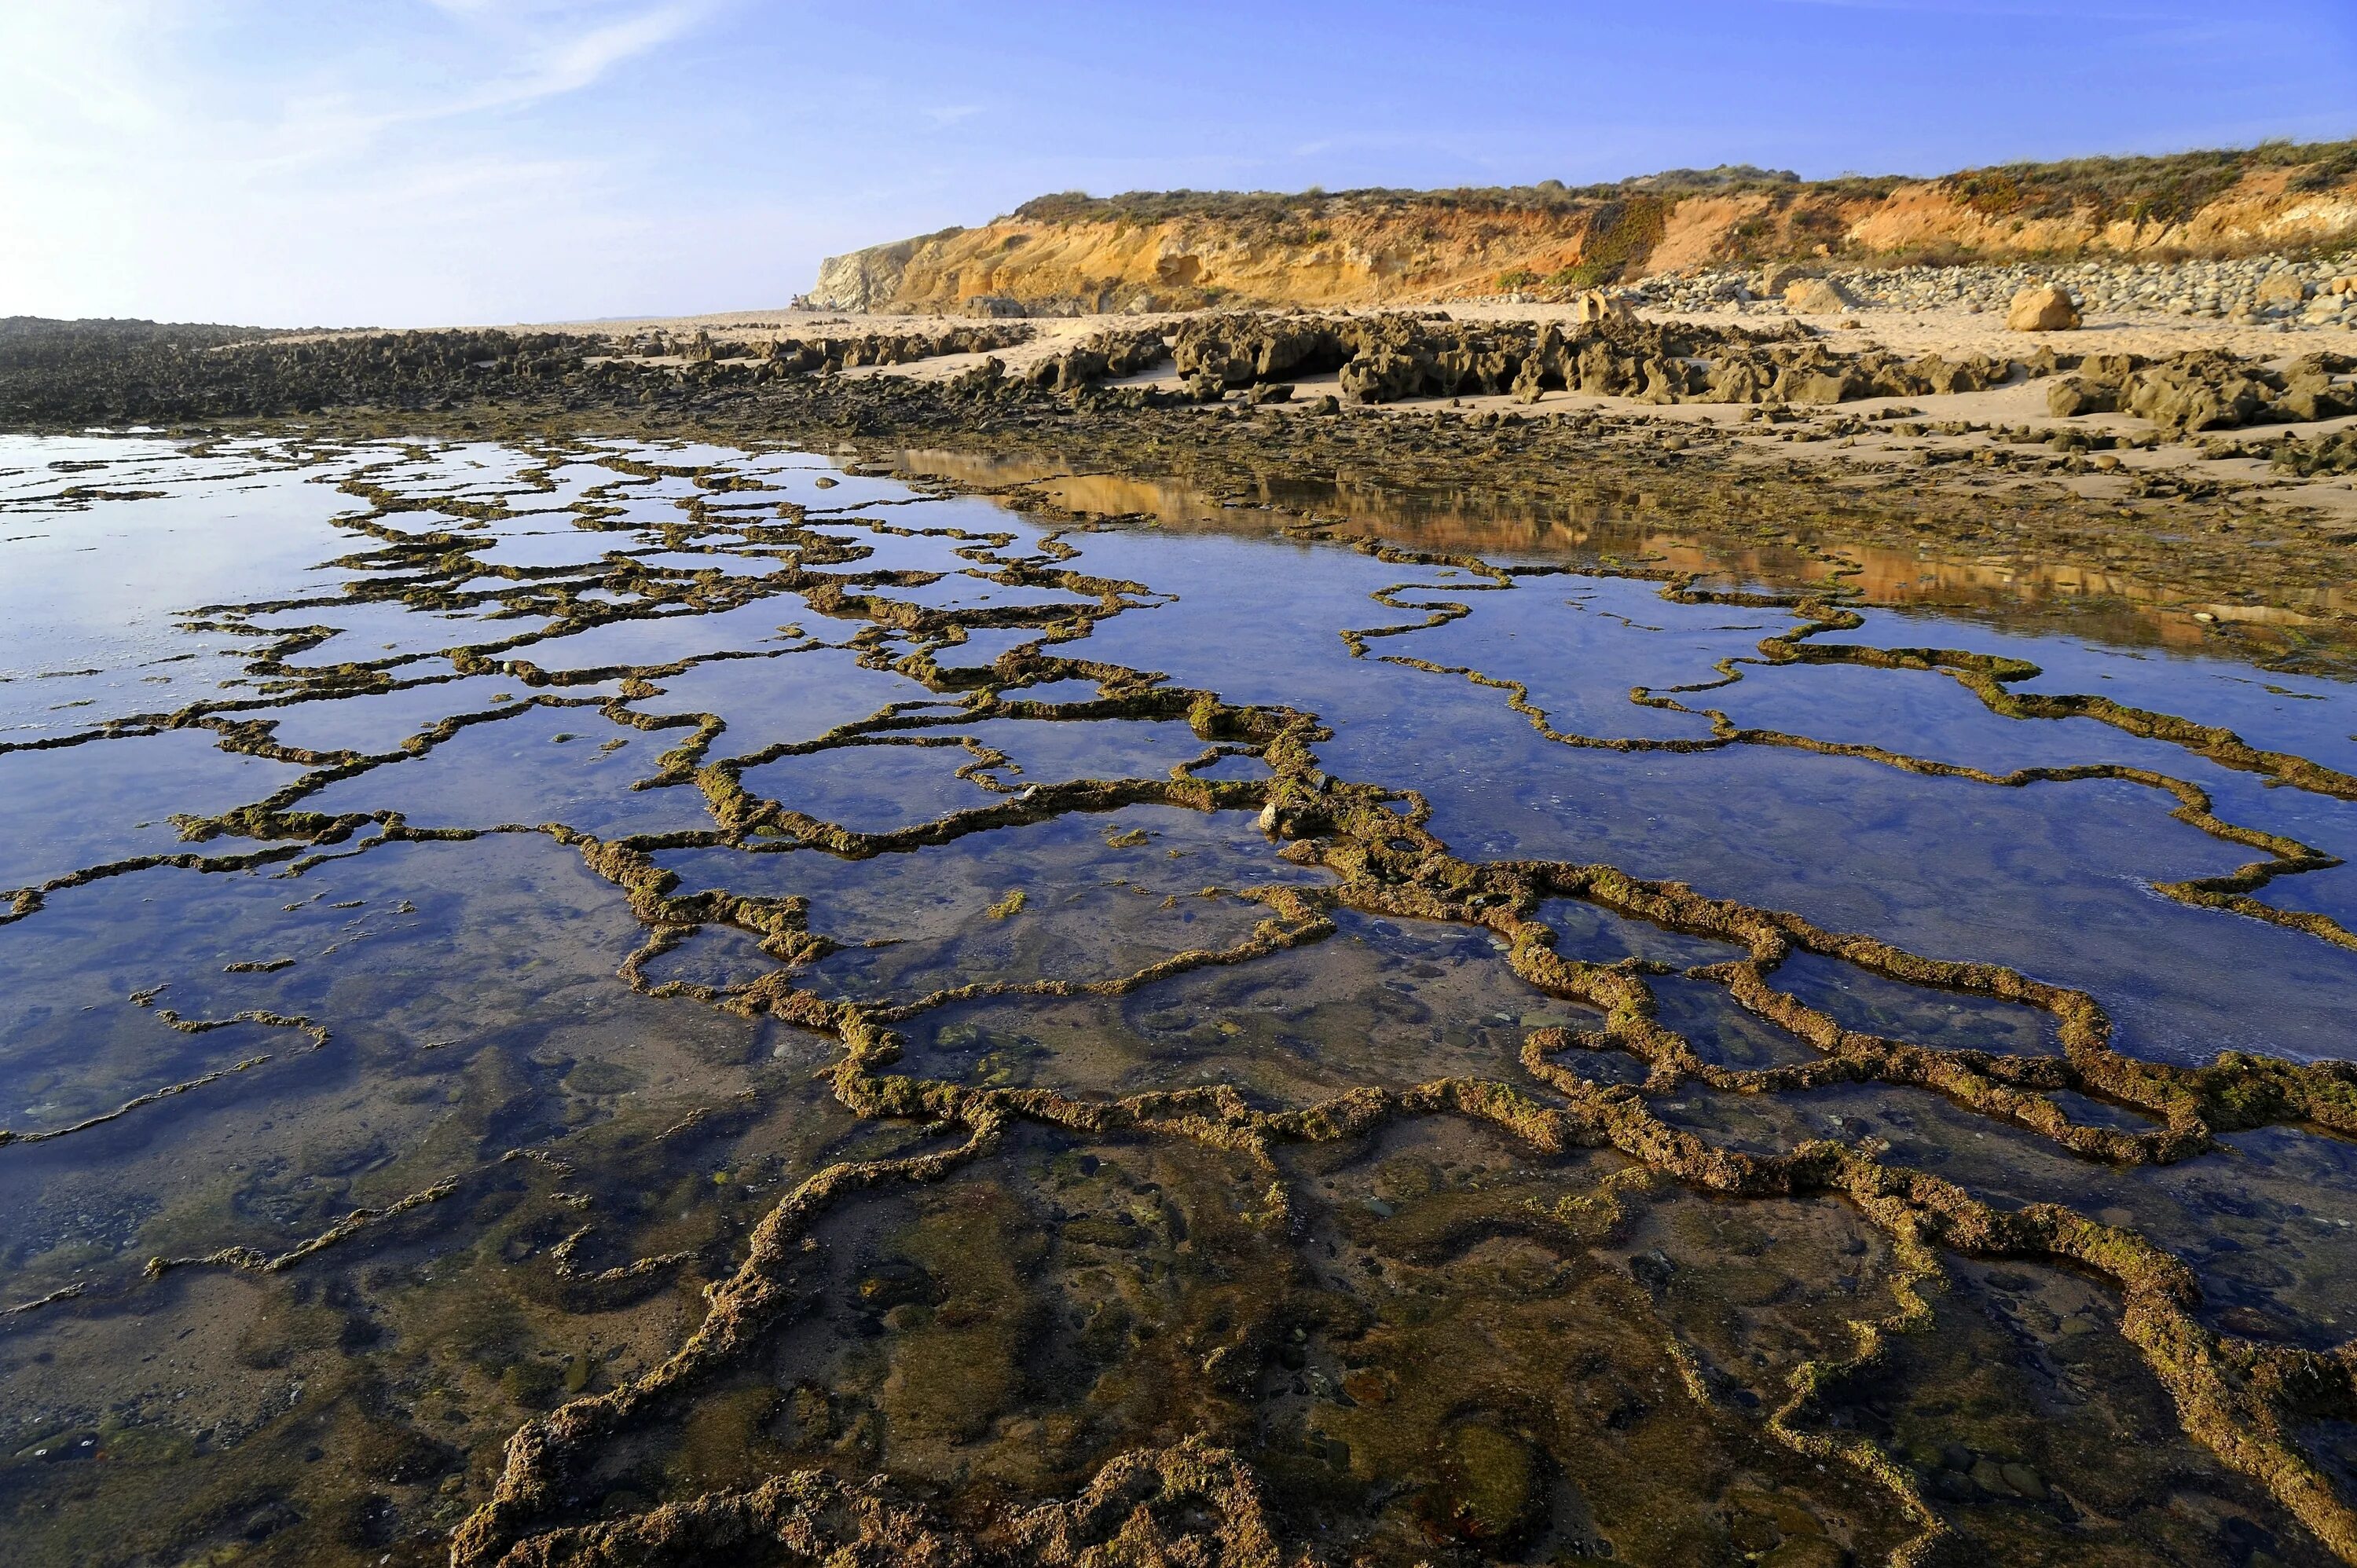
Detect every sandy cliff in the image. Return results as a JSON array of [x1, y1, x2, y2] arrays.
[[811, 143, 2357, 314]]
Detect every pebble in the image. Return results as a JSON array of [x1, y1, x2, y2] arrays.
[[1598, 251, 2357, 331]]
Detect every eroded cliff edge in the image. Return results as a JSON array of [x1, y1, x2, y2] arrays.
[[811, 141, 2357, 314]]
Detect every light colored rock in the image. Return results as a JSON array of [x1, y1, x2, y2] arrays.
[[2256, 273, 2309, 308], [1758, 262, 1809, 297], [810, 236, 926, 312], [1571, 289, 1634, 324], [2007, 284, 2082, 332], [1784, 277, 1854, 314]]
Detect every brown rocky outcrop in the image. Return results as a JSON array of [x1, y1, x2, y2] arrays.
[[1021, 327, 1168, 392], [610, 324, 1030, 375], [1157, 312, 2048, 410], [2041, 347, 2357, 431]]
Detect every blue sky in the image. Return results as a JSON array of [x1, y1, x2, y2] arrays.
[[2, 1, 2351, 327]]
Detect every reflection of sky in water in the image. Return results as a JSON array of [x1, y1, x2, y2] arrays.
[[6, 432, 2357, 1562], [3, 433, 2352, 1072], [0, 439, 358, 731]]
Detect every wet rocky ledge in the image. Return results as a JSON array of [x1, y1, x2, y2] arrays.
[[3, 322, 2357, 1568]]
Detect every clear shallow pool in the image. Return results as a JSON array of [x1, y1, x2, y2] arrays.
[[2, 434, 2355, 1567]]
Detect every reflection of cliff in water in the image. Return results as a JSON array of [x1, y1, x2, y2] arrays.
[[901, 445, 2355, 659], [11, 434, 2357, 1568]]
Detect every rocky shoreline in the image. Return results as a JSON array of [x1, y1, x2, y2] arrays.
[[4, 298, 2355, 669]]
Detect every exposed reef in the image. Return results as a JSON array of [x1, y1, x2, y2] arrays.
[[2, 408, 2357, 1566]]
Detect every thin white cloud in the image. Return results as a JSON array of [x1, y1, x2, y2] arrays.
[[489, 3, 704, 108], [0, 0, 725, 322], [0, 2, 708, 174]]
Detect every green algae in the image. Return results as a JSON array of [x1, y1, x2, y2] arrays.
[[3, 434, 2357, 1568]]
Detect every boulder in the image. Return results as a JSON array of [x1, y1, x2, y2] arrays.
[[1635, 357, 1702, 404], [1571, 290, 1633, 325], [1571, 341, 1633, 397], [2256, 273, 2311, 309], [1784, 278, 1854, 315], [2275, 427, 2357, 476], [2006, 285, 2081, 332], [2278, 368, 2354, 423], [1337, 348, 1431, 405], [1171, 315, 1345, 387], [2124, 355, 2268, 432], [2047, 376, 2118, 418], [1706, 356, 1770, 403], [945, 357, 1006, 399], [1026, 345, 1108, 391], [1907, 353, 1992, 395], [1519, 322, 1573, 392], [1780, 366, 1862, 405], [1431, 347, 1479, 398], [1758, 263, 1809, 298]]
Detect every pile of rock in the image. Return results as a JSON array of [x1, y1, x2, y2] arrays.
[[1633, 252, 2357, 329]]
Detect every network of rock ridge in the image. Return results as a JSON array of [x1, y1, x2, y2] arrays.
[[5, 437, 2357, 1568]]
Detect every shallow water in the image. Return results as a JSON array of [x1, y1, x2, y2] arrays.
[[3, 433, 2356, 1567]]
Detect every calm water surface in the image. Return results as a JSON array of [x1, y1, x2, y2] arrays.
[[3, 433, 2355, 1567]]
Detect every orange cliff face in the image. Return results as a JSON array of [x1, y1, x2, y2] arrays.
[[814, 203, 1610, 314], [808, 148, 2357, 315]]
